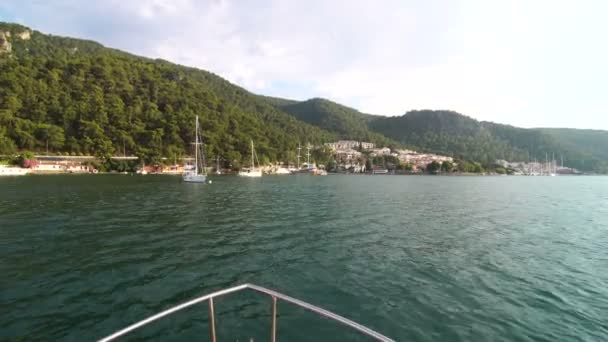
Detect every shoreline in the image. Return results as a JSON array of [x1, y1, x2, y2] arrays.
[[3, 170, 594, 177]]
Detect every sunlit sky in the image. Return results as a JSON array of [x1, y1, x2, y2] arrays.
[[1, 0, 607, 129]]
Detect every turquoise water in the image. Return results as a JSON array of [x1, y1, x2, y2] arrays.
[[1, 175, 607, 341]]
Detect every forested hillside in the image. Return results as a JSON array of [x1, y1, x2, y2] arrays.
[[1, 21, 607, 173], [369, 110, 608, 172], [268, 97, 397, 147], [0, 22, 335, 166]]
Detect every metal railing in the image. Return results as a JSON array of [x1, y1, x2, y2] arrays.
[[98, 283, 394, 342]]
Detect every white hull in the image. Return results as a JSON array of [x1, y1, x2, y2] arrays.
[[238, 170, 262, 177], [183, 115, 208, 184], [182, 173, 206, 183], [0, 166, 29, 176], [274, 168, 291, 175]]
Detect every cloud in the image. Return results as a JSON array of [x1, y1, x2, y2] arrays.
[[1, 0, 607, 129]]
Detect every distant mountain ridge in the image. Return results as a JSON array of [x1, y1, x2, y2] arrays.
[[1, 21, 607, 172], [369, 111, 608, 172], [264, 95, 608, 172]]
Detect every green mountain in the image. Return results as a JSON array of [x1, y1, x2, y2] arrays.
[[369, 110, 608, 173], [1, 21, 607, 173], [261, 92, 608, 172], [266, 97, 397, 147], [0, 22, 336, 166], [538, 128, 608, 162]]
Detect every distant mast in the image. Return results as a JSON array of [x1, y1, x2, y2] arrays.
[[306, 143, 311, 165], [297, 143, 301, 169], [251, 139, 255, 170], [182, 115, 207, 182], [195, 116, 199, 176]]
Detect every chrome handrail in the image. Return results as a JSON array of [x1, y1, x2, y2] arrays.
[[98, 283, 394, 342]]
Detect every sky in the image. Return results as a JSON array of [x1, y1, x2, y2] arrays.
[[1, 0, 607, 129]]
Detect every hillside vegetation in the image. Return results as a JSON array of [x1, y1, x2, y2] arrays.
[[0, 22, 335, 166], [368, 110, 608, 172], [269, 97, 397, 147], [1, 22, 607, 172]]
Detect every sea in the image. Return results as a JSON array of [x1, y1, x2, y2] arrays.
[[1, 174, 607, 341]]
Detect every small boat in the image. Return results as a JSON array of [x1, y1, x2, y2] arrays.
[[183, 116, 207, 183], [98, 284, 394, 342], [371, 168, 389, 174], [238, 140, 262, 177], [0, 165, 29, 176]]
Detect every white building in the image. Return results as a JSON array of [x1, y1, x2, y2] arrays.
[[325, 140, 375, 151], [396, 151, 453, 170], [335, 148, 362, 161], [369, 147, 391, 157]]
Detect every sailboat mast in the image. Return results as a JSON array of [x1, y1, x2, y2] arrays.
[[251, 140, 255, 170], [307, 144, 310, 165], [195, 116, 199, 175], [297, 143, 301, 169]]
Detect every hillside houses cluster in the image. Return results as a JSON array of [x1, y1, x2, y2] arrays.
[[324, 140, 453, 171]]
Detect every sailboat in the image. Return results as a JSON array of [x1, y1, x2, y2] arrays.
[[238, 140, 262, 177], [182, 116, 207, 183], [549, 152, 557, 176], [215, 156, 222, 175]]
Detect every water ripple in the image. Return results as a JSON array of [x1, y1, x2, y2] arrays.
[[1, 175, 608, 341]]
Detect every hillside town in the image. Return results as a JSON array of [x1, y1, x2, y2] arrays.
[[325, 140, 453, 173], [2, 140, 585, 176], [1, 140, 456, 175]]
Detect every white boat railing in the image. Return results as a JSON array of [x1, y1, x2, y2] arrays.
[[98, 283, 394, 342]]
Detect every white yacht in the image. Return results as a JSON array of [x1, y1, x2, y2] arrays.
[[238, 140, 262, 177], [183, 116, 207, 183], [0, 165, 29, 176]]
